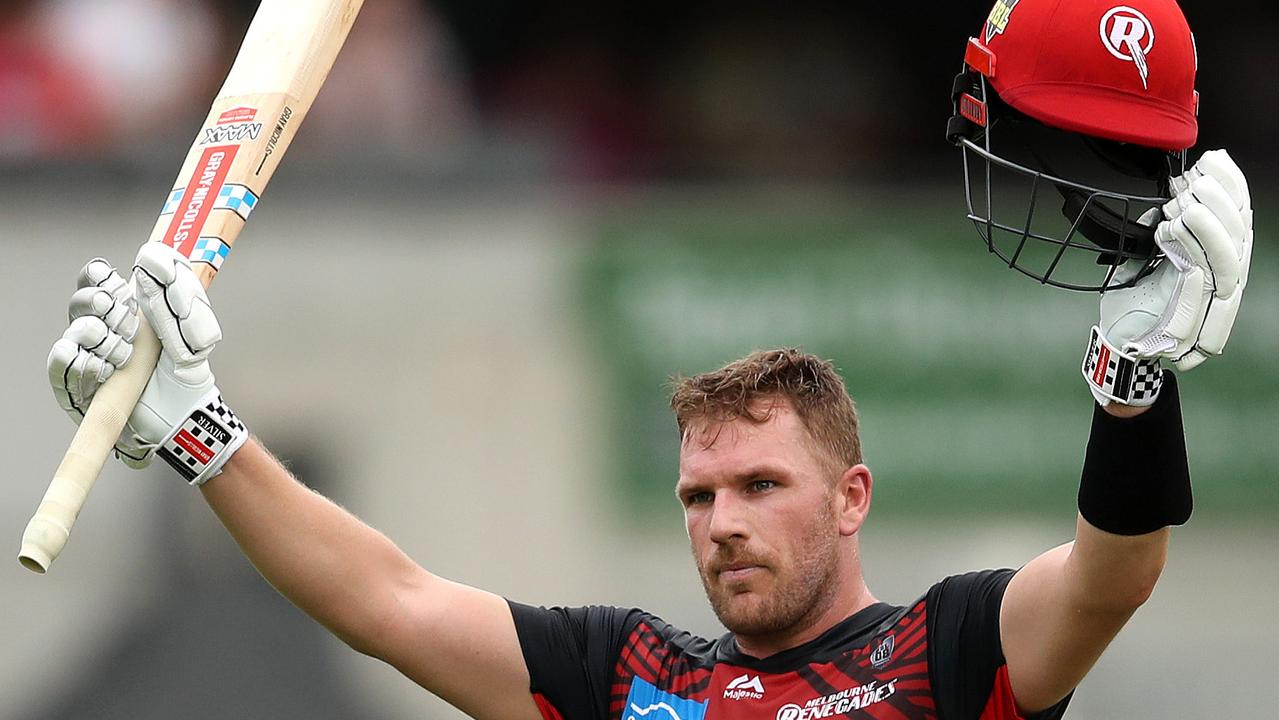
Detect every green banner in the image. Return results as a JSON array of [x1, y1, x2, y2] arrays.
[[578, 196, 1279, 527]]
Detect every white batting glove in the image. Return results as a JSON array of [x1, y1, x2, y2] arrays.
[[48, 258, 149, 464], [1083, 149, 1254, 406], [47, 243, 247, 484]]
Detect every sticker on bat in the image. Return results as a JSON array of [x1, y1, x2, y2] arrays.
[[161, 145, 239, 257], [190, 237, 231, 271], [164, 183, 258, 220], [201, 122, 262, 145], [217, 106, 257, 124], [213, 184, 258, 220], [159, 188, 184, 216]]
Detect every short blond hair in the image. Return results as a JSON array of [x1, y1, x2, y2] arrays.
[[669, 347, 862, 472]]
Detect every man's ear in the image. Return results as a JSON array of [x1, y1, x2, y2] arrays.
[[836, 464, 873, 536]]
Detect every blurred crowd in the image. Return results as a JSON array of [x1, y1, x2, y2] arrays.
[[1, 0, 1275, 182], [0, 0, 471, 169]]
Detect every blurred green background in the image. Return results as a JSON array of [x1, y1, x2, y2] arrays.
[[581, 198, 1279, 524]]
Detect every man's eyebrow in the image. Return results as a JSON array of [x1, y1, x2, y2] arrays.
[[734, 464, 792, 482]]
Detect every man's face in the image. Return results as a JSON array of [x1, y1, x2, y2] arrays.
[[677, 401, 845, 639]]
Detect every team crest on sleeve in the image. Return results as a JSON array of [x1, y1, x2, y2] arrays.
[[624, 678, 708, 720], [1100, 6, 1155, 89], [984, 0, 1021, 43]]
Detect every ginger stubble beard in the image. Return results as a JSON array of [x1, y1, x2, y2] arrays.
[[695, 495, 842, 642]]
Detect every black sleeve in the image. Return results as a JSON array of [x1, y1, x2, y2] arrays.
[[1079, 371, 1192, 536], [926, 569, 1070, 720], [508, 602, 647, 720]]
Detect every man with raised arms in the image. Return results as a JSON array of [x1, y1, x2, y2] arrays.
[[44, 1, 1254, 717]]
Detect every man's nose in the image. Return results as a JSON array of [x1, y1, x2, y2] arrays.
[[707, 491, 749, 544]]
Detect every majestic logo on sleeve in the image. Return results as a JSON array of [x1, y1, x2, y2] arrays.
[[1100, 6, 1155, 89], [723, 674, 765, 700], [984, 0, 1020, 43], [624, 678, 708, 720]]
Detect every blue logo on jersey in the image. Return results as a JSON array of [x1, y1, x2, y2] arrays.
[[623, 677, 708, 720]]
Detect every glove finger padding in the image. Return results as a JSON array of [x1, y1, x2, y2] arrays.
[[68, 286, 140, 341], [48, 337, 112, 417], [47, 314, 133, 420], [1183, 175, 1248, 251], [73, 259, 140, 341], [1239, 207, 1254, 288], [1187, 149, 1250, 211], [1176, 201, 1242, 295], [1187, 287, 1244, 361], [63, 314, 133, 368], [134, 243, 221, 387]]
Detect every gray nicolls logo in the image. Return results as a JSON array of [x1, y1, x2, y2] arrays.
[[1100, 6, 1155, 90], [723, 674, 765, 700]]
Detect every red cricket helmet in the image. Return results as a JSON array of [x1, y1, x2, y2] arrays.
[[946, 0, 1200, 291]]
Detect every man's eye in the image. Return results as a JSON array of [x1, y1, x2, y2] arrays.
[[748, 479, 777, 493], [685, 492, 714, 506]]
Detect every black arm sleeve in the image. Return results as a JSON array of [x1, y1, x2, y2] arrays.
[[926, 569, 1070, 720], [1079, 370, 1192, 536], [508, 602, 646, 720]]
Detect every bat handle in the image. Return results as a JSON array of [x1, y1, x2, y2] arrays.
[[18, 318, 162, 573]]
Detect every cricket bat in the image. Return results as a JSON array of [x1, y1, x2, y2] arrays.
[[18, 0, 364, 573]]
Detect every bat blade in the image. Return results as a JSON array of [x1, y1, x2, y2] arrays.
[[19, 0, 364, 573]]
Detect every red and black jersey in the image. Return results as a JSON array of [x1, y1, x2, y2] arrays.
[[509, 569, 1070, 720]]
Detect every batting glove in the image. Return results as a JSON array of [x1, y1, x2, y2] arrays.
[[47, 243, 247, 484], [1083, 149, 1254, 406]]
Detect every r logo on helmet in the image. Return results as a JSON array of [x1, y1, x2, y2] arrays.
[[1100, 6, 1155, 89]]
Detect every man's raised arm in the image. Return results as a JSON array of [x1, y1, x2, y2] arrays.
[[996, 149, 1253, 713], [207, 440, 540, 720], [47, 244, 541, 720], [999, 396, 1180, 712]]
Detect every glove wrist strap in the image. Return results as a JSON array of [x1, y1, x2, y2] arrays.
[[1082, 326, 1164, 407], [154, 389, 248, 486]]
